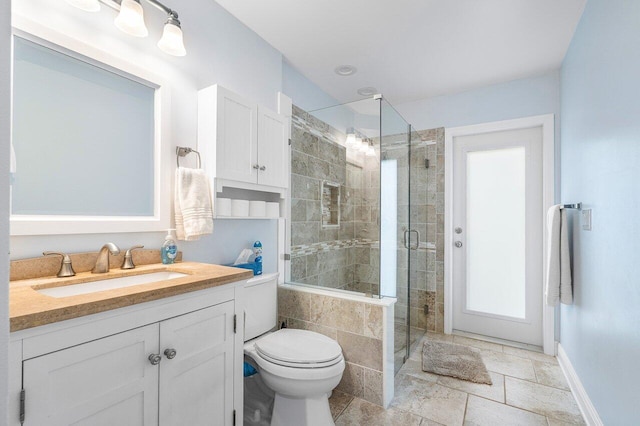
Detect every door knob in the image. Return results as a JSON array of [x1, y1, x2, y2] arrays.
[[454, 241, 463, 248], [164, 348, 177, 359], [148, 353, 162, 365]]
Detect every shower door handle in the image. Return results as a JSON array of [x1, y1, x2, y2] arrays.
[[404, 229, 420, 250], [409, 230, 420, 250]]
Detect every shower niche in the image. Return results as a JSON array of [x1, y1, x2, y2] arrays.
[[321, 181, 340, 228]]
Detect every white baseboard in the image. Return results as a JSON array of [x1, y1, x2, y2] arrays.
[[557, 344, 603, 426]]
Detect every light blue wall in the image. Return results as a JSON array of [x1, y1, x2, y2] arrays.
[[282, 60, 340, 112], [396, 71, 561, 132], [560, 0, 640, 423]]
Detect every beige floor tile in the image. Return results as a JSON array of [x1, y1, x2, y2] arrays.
[[452, 335, 504, 353], [397, 358, 439, 382], [329, 390, 354, 420], [336, 397, 423, 426], [503, 346, 558, 364], [391, 374, 468, 425], [437, 372, 505, 403], [505, 377, 585, 425], [421, 419, 446, 425], [464, 395, 547, 426], [480, 350, 537, 381], [532, 360, 570, 390]]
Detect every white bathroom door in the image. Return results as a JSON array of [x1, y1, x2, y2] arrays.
[[452, 126, 543, 346]]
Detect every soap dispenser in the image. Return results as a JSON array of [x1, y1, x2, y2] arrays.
[[161, 229, 178, 264]]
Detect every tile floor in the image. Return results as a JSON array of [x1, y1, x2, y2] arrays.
[[329, 332, 585, 425]]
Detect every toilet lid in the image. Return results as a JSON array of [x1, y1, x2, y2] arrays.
[[254, 329, 342, 365]]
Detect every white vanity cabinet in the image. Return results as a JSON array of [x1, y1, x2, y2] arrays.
[[198, 84, 289, 191], [9, 281, 244, 426]]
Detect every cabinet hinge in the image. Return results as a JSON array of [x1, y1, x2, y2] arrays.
[[233, 409, 236, 426], [233, 314, 237, 334], [19, 388, 25, 424]]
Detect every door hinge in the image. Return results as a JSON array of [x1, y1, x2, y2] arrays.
[[20, 388, 25, 424], [424, 158, 430, 169], [233, 314, 237, 334], [288, 138, 292, 146], [233, 409, 236, 426], [284, 253, 291, 261]]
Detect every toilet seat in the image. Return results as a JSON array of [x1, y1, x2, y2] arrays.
[[254, 329, 343, 368]]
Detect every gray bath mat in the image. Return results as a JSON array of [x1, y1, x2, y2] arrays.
[[422, 340, 493, 385]]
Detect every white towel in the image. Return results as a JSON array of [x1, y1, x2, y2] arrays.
[[174, 167, 214, 241], [545, 205, 573, 306]]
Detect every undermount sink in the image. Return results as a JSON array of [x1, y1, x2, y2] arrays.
[[36, 271, 188, 298]]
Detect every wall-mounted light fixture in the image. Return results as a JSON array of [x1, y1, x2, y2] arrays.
[[65, 0, 186, 56]]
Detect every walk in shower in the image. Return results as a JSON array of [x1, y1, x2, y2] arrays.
[[286, 96, 441, 374]]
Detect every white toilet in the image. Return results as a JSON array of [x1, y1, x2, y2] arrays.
[[243, 273, 345, 426]]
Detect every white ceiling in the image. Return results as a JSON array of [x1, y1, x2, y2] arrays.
[[214, 0, 586, 106]]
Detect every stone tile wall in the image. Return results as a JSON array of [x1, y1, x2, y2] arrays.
[[278, 285, 391, 406], [290, 106, 380, 294]]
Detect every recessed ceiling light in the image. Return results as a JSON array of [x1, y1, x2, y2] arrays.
[[357, 87, 377, 97], [334, 65, 357, 76]]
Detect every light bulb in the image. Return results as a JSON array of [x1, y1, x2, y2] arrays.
[[115, 0, 148, 38], [65, 0, 100, 12], [158, 20, 186, 56], [345, 133, 356, 146]]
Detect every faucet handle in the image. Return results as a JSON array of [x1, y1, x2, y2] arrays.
[[43, 251, 76, 278], [121, 245, 144, 270]]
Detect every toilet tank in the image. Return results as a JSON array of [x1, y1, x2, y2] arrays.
[[244, 272, 279, 341]]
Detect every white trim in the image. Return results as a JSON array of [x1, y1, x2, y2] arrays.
[[444, 114, 556, 355], [557, 344, 603, 426]]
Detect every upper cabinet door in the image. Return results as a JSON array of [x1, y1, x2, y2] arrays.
[[216, 87, 258, 184], [257, 106, 289, 188]]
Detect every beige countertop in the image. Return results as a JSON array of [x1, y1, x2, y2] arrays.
[[10, 262, 253, 332]]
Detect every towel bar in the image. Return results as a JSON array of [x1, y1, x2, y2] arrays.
[[560, 203, 582, 210], [176, 146, 201, 168]]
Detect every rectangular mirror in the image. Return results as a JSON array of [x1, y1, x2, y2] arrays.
[[10, 26, 170, 235]]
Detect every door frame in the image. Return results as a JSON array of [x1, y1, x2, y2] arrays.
[[444, 115, 556, 355]]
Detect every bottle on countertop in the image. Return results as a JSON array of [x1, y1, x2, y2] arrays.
[[161, 229, 178, 265], [253, 241, 263, 276]]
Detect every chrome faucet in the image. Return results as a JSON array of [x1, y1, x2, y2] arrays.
[[92, 243, 121, 274]]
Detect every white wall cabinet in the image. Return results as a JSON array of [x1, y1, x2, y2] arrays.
[[10, 282, 245, 426], [198, 84, 289, 191]]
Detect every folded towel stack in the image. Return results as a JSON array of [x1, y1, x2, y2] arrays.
[[545, 205, 573, 306], [174, 167, 214, 241]]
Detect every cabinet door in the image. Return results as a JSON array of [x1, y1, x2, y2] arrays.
[[23, 324, 159, 426], [257, 106, 289, 188], [159, 302, 235, 426], [216, 86, 258, 184]]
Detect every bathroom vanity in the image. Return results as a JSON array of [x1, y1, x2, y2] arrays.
[[7, 261, 252, 426]]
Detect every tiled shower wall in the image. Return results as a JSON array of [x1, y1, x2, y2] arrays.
[[290, 106, 379, 294]]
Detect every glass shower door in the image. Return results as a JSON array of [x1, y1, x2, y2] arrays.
[[379, 99, 412, 373]]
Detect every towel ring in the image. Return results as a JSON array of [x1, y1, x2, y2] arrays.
[[176, 146, 201, 169]]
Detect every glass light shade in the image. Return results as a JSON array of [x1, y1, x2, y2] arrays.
[[358, 140, 369, 152], [115, 0, 148, 38], [65, 0, 100, 12], [365, 144, 376, 157], [158, 22, 187, 56]]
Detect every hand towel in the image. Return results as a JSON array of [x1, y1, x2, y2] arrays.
[[174, 167, 214, 241], [545, 205, 573, 306]]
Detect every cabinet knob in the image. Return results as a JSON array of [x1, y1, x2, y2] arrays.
[[253, 164, 260, 170], [259, 166, 266, 171], [164, 348, 177, 360], [148, 353, 162, 365]]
